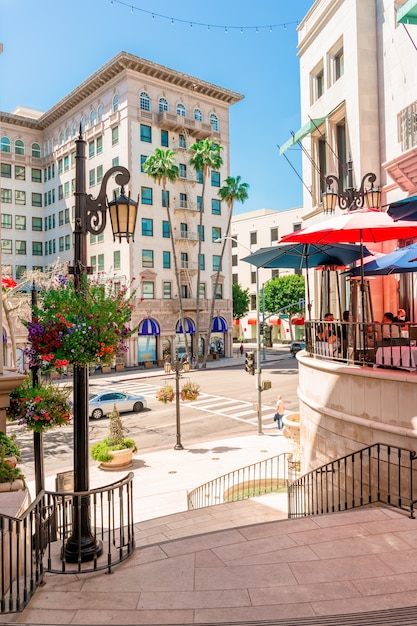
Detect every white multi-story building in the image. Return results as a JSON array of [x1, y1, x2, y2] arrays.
[[280, 0, 417, 320], [0, 51, 243, 366]]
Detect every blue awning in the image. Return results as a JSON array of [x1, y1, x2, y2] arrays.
[[138, 318, 160, 336], [212, 316, 228, 332], [176, 318, 196, 334], [397, 0, 417, 24], [279, 117, 327, 155]]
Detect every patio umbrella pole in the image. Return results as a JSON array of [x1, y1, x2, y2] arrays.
[[304, 245, 312, 320]]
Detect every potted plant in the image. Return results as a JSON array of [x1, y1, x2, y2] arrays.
[[7, 376, 72, 433], [156, 384, 175, 403], [0, 432, 25, 492], [90, 407, 137, 470], [180, 380, 200, 401]]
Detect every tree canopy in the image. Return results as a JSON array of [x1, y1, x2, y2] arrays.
[[263, 275, 305, 315], [232, 283, 250, 319]]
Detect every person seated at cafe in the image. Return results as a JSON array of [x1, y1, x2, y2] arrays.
[[378, 311, 401, 344], [323, 312, 341, 354], [394, 308, 410, 333]]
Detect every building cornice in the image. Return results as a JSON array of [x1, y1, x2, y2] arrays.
[[1, 51, 244, 130]]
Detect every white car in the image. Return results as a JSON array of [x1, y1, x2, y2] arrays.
[[88, 390, 147, 420]]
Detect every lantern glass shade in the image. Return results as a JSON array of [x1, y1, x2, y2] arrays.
[[183, 362, 190, 372], [322, 189, 338, 214], [365, 186, 381, 210], [108, 189, 138, 242]]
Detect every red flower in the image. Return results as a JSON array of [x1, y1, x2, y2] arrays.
[[2, 275, 17, 290], [34, 396, 41, 403]]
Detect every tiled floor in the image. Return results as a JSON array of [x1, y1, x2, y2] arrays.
[[4, 504, 417, 625]]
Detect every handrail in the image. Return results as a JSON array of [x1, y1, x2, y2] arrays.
[[187, 453, 292, 510], [288, 443, 417, 519]]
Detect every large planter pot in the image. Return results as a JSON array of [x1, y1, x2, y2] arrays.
[[282, 412, 300, 444], [115, 363, 125, 372], [0, 479, 25, 493], [98, 447, 134, 471], [100, 365, 112, 374]]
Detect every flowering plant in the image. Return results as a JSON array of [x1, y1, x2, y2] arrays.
[[24, 275, 137, 369], [156, 384, 175, 404], [7, 377, 72, 433], [180, 380, 200, 402]]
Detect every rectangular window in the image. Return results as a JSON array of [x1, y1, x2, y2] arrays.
[[97, 254, 104, 272], [90, 256, 96, 271], [161, 129, 168, 147], [142, 249, 154, 267], [59, 237, 64, 252], [179, 163, 187, 178], [214, 283, 223, 299], [16, 240, 26, 255], [211, 171, 220, 187], [232, 254, 238, 266], [212, 199, 221, 215], [32, 242, 43, 256], [89, 169, 95, 186], [1, 214, 12, 229], [334, 48, 344, 81], [0, 189, 11, 204], [58, 159, 63, 174], [213, 255, 221, 271], [112, 126, 119, 146], [140, 155, 147, 172], [1, 163, 11, 178], [163, 282, 171, 299], [15, 215, 26, 230], [250, 231, 257, 245], [200, 253, 205, 270], [212, 226, 221, 242], [89, 140, 95, 158], [65, 208, 70, 223], [232, 236, 238, 247], [162, 190, 170, 207], [232, 274, 238, 284], [58, 185, 63, 200], [44, 242, 48, 255], [251, 271, 256, 284], [270, 227, 278, 242], [65, 234, 71, 250], [32, 217, 42, 231], [112, 157, 119, 167], [141, 218, 153, 236], [163, 250, 171, 269], [31, 168, 42, 183], [44, 217, 48, 231], [64, 155, 69, 171], [142, 281, 154, 299], [196, 170, 203, 184], [199, 283, 206, 299], [311, 61, 324, 103], [59, 210, 64, 226], [162, 221, 170, 238], [113, 250, 121, 270], [64, 181, 70, 198], [15, 165, 25, 180], [141, 186, 153, 205], [16, 265, 26, 279], [96, 164, 103, 183], [96, 136, 103, 154], [15, 190, 26, 205], [198, 224, 205, 241], [197, 196, 203, 211], [1, 240, 12, 254], [141, 124, 152, 143]]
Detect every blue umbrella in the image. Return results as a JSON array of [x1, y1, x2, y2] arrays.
[[240, 242, 372, 269], [348, 242, 417, 276], [388, 196, 417, 222]]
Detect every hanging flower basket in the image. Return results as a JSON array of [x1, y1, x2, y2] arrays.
[[7, 377, 72, 433], [156, 384, 175, 404], [24, 275, 137, 370], [180, 380, 200, 402]]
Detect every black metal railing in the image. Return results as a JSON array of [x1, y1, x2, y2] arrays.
[[0, 472, 135, 614], [187, 453, 292, 510], [288, 444, 417, 519], [305, 320, 417, 370]]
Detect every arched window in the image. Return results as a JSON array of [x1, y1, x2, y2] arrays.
[[80, 116, 86, 132], [210, 113, 219, 131], [177, 103, 186, 117], [140, 92, 151, 111], [112, 93, 119, 113], [72, 122, 77, 137], [194, 108, 203, 121], [89, 109, 96, 127], [97, 104, 103, 122], [15, 139, 25, 155], [31, 142, 41, 158], [0, 136, 11, 153], [58, 132, 63, 146], [65, 127, 70, 141], [158, 97, 169, 112]]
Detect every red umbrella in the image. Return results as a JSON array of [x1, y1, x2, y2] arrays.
[[281, 209, 417, 322]]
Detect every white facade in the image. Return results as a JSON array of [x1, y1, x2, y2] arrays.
[[0, 52, 243, 365]]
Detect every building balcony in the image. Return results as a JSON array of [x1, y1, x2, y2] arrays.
[[173, 199, 198, 212], [156, 111, 220, 139], [178, 261, 198, 272], [174, 231, 199, 242]]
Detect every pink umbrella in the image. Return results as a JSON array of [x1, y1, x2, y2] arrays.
[[281, 209, 417, 322]]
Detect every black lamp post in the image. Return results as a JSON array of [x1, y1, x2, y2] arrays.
[[64, 131, 138, 563], [322, 159, 381, 214], [164, 357, 190, 450]]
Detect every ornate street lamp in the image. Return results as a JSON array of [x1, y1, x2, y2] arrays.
[[322, 159, 381, 214], [64, 131, 138, 563], [164, 357, 190, 450]]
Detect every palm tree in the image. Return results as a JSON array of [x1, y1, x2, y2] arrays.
[[143, 148, 189, 360], [203, 176, 249, 368], [189, 138, 223, 367]]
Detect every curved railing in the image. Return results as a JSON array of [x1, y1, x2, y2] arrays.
[[187, 453, 292, 510], [0, 472, 135, 614], [288, 444, 417, 519]]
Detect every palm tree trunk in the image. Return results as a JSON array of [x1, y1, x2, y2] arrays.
[[193, 167, 207, 368], [2, 299, 17, 369], [202, 201, 233, 368], [164, 184, 189, 361]]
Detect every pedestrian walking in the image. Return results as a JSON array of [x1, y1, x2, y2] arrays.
[[274, 395, 285, 431], [239, 343, 244, 356]]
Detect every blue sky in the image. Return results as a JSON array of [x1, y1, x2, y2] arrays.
[[0, 0, 313, 214]]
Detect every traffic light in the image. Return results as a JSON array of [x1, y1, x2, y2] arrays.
[[259, 321, 265, 335], [245, 351, 255, 375], [263, 324, 272, 347]]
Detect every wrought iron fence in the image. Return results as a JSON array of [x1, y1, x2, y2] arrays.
[[288, 444, 417, 519], [0, 472, 135, 614], [187, 453, 292, 510]]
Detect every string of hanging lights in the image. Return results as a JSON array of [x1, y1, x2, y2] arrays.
[[110, 0, 300, 33]]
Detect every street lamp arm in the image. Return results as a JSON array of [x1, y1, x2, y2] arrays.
[[85, 166, 131, 235]]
